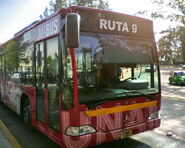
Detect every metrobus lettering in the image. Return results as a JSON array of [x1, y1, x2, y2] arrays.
[[62, 112, 91, 148], [34, 18, 58, 40], [23, 14, 61, 43], [34, 19, 58, 40], [100, 19, 137, 33]]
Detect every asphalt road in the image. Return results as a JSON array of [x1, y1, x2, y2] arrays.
[[0, 66, 185, 148], [0, 102, 59, 148]]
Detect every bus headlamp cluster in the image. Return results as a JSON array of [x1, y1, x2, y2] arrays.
[[66, 125, 96, 136], [148, 111, 160, 120]]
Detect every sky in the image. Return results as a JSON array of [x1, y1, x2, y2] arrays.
[[0, 0, 167, 43], [0, 0, 50, 43]]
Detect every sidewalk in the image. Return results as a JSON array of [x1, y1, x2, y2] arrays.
[[0, 120, 22, 148]]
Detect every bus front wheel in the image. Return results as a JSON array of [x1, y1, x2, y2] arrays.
[[23, 99, 32, 129]]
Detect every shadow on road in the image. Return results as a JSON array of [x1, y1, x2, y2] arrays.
[[92, 138, 151, 148], [0, 102, 59, 148]]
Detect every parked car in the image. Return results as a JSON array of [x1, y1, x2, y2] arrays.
[[169, 71, 185, 85], [182, 65, 185, 69]]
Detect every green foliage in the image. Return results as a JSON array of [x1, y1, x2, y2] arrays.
[[52, 0, 67, 11], [40, 0, 109, 19], [148, 0, 185, 63], [71, 0, 109, 9], [158, 26, 185, 63], [40, 7, 50, 20], [151, 0, 185, 23], [4, 41, 20, 70]]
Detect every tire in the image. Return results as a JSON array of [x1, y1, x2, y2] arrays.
[[177, 81, 181, 86], [23, 99, 33, 129]]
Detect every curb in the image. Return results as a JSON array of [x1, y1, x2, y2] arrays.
[[0, 120, 22, 148]]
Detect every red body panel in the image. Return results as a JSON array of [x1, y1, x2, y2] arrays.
[[59, 106, 160, 148]]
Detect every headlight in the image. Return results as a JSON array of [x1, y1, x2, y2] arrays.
[[66, 125, 96, 136], [148, 111, 160, 120]]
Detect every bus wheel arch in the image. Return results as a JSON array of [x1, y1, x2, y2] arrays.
[[20, 94, 32, 128]]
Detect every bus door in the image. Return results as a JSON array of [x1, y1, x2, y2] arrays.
[[35, 42, 46, 123], [35, 38, 60, 131], [46, 37, 60, 131]]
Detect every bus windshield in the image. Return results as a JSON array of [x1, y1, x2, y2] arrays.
[[73, 32, 159, 104]]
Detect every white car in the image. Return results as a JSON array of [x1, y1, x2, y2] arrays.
[[182, 65, 185, 69]]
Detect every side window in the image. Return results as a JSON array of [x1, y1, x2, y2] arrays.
[[4, 40, 20, 80], [47, 37, 59, 84], [47, 37, 60, 131], [0, 54, 3, 77], [0, 55, 2, 70], [3, 39, 33, 84], [61, 36, 74, 110], [36, 42, 44, 88], [19, 45, 33, 85], [35, 41, 45, 122], [1, 55, 5, 71], [1, 55, 5, 81]]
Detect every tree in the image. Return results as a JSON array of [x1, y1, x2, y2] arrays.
[[40, 0, 109, 19], [158, 28, 177, 63], [50, 0, 67, 11], [176, 26, 185, 61], [157, 26, 185, 64], [150, 0, 185, 63], [40, 7, 50, 20], [136, 0, 185, 63]]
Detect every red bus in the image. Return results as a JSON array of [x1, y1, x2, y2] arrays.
[[0, 6, 161, 148]]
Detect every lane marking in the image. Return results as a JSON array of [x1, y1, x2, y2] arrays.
[[0, 120, 22, 148], [85, 101, 158, 117]]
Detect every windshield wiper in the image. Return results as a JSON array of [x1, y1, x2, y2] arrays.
[[88, 90, 132, 109], [87, 90, 155, 109], [127, 90, 155, 100]]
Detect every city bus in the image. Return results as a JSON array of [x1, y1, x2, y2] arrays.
[[0, 6, 161, 148]]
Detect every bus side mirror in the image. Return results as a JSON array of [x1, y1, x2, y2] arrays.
[[65, 13, 80, 48]]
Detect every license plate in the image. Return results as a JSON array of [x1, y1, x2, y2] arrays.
[[120, 130, 132, 139]]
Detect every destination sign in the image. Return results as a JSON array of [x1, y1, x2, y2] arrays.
[[100, 19, 137, 33], [77, 8, 154, 39]]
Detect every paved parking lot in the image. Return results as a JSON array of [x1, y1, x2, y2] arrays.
[[154, 66, 185, 142]]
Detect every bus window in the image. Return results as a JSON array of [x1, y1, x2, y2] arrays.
[[47, 37, 60, 131], [19, 45, 33, 85], [61, 36, 74, 110], [76, 32, 160, 104], [35, 41, 45, 122]]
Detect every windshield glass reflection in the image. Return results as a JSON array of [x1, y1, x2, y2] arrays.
[[74, 33, 159, 104]]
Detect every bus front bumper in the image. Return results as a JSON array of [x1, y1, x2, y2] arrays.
[[62, 118, 160, 148]]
